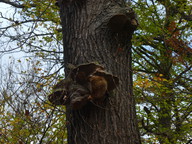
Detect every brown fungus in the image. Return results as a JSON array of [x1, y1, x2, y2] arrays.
[[48, 62, 119, 109], [88, 75, 108, 100], [70, 62, 104, 84], [48, 79, 71, 105], [92, 69, 119, 92], [87, 69, 119, 101], [68, 83, 90, 110]]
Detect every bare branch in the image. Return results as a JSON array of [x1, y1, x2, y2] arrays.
[[0, 0, 35, 8]]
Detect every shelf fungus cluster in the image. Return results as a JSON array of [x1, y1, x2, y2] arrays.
[[48, 63, 119, 110]]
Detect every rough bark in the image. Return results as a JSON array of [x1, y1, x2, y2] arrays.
[[59, 0, 140, 143]]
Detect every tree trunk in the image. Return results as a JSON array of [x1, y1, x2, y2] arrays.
[[59, 0, 140, 143]]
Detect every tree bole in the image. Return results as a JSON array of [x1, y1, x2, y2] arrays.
[[59, 0, 140, 143]]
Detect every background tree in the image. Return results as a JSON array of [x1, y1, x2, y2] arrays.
[[131, 0, 192, 143], [0, 59, 68, 143], [0, 0, 67, 143]]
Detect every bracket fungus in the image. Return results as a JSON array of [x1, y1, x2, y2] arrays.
[[70, 62, 104, 84], [88, 69, 119, 101], [48, 79, 71, 105], [68, 83, 90, 110], [92, 69, 119, 91], [48, 62, 119, 110]]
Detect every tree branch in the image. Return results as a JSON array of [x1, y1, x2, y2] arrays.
[[0, 0, 35, 8]]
